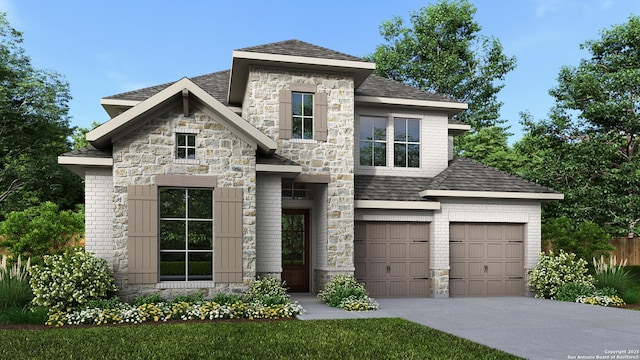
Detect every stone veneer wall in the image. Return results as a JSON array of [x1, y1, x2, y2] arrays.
[[242, 67, 356, 286], [430, 198, 542, 298], [111, 102, 257, 299], [85, 168, 115, 266]]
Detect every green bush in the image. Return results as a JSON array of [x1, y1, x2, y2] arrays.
[[554, 281, 596, 302], [246, 276, 288, 298], [542, 217, 614, 263], [318, 275, 378, 310], [621, 287, 640, 304], [0, 255, 33, 308], [0, 306, 48, 325], [528, 250, 594, 299], [29, 249, 117, 311], [130, 293, 165, 306], [82, 297, 122, 310], [172, 293, 204, 304], [211, 292, 242, 305], [0, 202, 84, 264]]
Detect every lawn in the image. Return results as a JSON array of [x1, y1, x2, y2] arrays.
[[0, 318, 520, 360]]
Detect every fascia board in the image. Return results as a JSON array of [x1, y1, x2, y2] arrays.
[[57, 156, 113, 167], [255, 164, 303, 173], [354, 200, 441, 210], [419, 189, 565, 200], [354, 95, 468, 113], [232, 51, 376, 70]]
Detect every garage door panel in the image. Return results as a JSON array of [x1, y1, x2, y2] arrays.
[[410, 262, 428, 277], [410, 243, 428, 258], [368, 262, 387, 278], [369, 243, 387, 258], [355, 222, 429, 297], [390, 262, 406, 277], [450, 223, 524, 297], [354, 242, 365, 259], [469, 243, 485, 258], [389, 243, 406, 258]]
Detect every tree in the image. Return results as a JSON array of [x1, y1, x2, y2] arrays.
[[514, 16, 640, 236], [71, 121, 101, 150], [367, 0, 517, 166], [0, 13, 83, 218]]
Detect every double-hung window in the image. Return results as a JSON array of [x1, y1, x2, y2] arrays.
[[394, 118, 420, 168], [159, 188, 213, 281], [359, 116, 387, 166], [292, 92, 314, 140]]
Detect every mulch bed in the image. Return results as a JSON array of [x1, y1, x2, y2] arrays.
[[0, 317, 295, 331]]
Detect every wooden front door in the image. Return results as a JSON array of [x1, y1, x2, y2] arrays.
[[281, 209, 310, 292]]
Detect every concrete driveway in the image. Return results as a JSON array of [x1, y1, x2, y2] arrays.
[[291, 294, 640, 360]]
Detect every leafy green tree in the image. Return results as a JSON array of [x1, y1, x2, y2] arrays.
[[367, 0, 517, 165], [0, 13, 83, 218], [0, 202, 84, 263], [514, 16, 640, 236], [71, 121, 101, 150], [541, 217, 614, 263]]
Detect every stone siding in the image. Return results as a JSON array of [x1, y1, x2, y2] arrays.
[[242, 67, 356, 284], [111, 102, 257, 297]]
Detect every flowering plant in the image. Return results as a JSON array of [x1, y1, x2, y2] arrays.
[[29, 249, 117, 311], [318, 275, 378, 311], [528, 250, 594, 299]]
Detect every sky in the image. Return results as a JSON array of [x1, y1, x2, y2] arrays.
[[2, 0, 640, 143]]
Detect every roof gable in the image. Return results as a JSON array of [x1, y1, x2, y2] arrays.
[[88, 77, 277, 154]]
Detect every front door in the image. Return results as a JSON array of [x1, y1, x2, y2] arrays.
[[281, 209, 310, 292]]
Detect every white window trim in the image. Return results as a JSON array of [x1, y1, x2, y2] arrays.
[[174, 128, 200, 163]]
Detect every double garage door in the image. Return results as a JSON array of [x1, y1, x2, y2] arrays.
[[354, 222, 430, 297], [355, 222, 525, 297]]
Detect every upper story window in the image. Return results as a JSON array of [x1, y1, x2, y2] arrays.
[[394, 118, 420, 168], [359, 116, 387, 166], [176, 133, 196, 160], [292, 92, 314, 140]]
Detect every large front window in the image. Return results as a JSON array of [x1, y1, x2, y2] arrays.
[[394, 118, 420, 168], [292, 92, 314, 140], [159, 188, 213, 281], [359, 116, 387, 166]]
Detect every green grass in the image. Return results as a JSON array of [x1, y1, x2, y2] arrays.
[[0, 318, 520, 359]]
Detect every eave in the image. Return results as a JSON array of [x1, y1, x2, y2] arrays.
[[229, 51, 375, 104], [57, 156, 113, 177], [419, 189, 565, 201], [354, 95, 468, 116], [355, 200, 441, 210]]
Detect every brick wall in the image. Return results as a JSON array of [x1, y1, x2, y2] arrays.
[[84, 168, 114, 265], [256, 173, 282, 275]]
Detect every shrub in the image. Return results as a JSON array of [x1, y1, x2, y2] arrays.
[[528, 250, 594, 299], [592, 255, 635, 294], [0, 306, 48, 325], [318, 275, 378, 311], [554, 281, 596, 302], [621, 288, 640, 304], [29, 249, 117, 311], [211, 292, 242, 305], [0, 202, 84, 264], [130, 293, 165, 306], [542, 217, 614, 263], [0, 255, 33, 308], [172, 293, 204, 304]]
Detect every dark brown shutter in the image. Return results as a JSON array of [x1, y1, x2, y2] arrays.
[[127, 185, 158, 284], [315, 92, 327, 141], [279, 89, 292, 140], [214, 187, 243, 283]]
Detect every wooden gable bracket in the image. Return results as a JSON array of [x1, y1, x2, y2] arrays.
[[182, 89, 189, 117]]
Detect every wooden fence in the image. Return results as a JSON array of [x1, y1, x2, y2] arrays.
[[611, 237, 640, 266]]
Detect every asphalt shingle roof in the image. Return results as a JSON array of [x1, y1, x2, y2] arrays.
[[61, 145, 112, 158], [429, 157, 560, 194], [257, 153, 301, 166], [236, 39, 367, 62], [356, 74, 460, 103], [355, 175, 433, 201]]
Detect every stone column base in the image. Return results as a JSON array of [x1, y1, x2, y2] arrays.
[[431, 269, 449, 298]]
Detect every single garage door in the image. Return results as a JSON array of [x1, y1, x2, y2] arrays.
[[354, 222, 429, 297], [449, 223, 524, 297]]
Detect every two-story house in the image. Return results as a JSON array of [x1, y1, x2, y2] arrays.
[[59, 40, 562, 299]]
